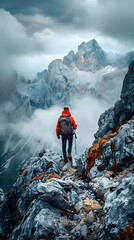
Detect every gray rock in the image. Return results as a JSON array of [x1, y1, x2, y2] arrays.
[[94, 107, 115, 140], [101, 120, 134, 170], [97, 173, 134, 240]]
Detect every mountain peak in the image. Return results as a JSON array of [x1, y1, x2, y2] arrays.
[[48, 59, 63, 69], [78, 39, 101, 52]]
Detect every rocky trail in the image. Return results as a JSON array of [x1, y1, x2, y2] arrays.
[[0, 146, 134, 240]]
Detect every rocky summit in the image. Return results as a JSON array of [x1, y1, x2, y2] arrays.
[[7, 39, 134, 117], [0, 61, 134, 239]]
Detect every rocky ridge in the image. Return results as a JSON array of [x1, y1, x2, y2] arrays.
[[0, 62, 134, 239], [87, 61, 134, 239], [10, 39, 134, 116]]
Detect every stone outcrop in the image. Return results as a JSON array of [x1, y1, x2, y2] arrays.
[[86, 61, 134, 175], [86, 61, 134, 239], [97, 172, 134, 240]]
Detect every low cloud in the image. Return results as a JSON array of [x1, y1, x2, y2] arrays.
[[0, 9, 46, 56], [9, 96, 109, 157], [0, 9, 62, 78], [0, 70, 17, 104]]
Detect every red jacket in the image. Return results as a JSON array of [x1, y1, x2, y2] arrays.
[[56, 110, 77, 137]]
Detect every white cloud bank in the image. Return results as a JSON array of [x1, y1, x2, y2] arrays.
[[10, 96, 109, 157]]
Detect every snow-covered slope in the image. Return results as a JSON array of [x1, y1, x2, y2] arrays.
[[10, 39, 134, 115]]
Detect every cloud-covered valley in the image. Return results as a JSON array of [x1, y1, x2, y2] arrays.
[[9, 96, 108, 156]]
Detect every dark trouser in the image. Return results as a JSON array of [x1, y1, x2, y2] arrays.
[[61, 135, 73, 159]]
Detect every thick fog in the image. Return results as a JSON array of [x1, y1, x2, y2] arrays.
[[9, 96, 109, 157]]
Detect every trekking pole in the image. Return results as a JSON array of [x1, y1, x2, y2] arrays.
[[74, 132, 77, 155]]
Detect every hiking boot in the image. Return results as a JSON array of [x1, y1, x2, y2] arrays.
[[64, 157, 68, 164], [67, 153, 72, 160]]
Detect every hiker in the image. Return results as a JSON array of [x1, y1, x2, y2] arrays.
[[56, 106, 77, 163]]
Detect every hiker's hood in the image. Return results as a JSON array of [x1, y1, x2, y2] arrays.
[[62, 110, 71, 117]]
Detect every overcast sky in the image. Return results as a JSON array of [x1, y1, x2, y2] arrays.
[[0, 0, 134, 78]]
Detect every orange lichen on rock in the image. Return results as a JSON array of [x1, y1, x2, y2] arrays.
[[113, 119, 129, 132], [30, 172, 61, 184], [46, 161, 53, 169], [85, 132, 117, 175], [30, 173, 45, 184], [43, 173, 61, 182], [114, 220, 134, 240], [98, 132, 117, 148]]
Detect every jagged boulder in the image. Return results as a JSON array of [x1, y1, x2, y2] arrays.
[[113, 61, 134, 128], [94, 107, 115, 140], [121, 60, 134, 108], [97, 172, 134, 240], [94, 60, 134, 141], [101, 119, 134, 170]]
